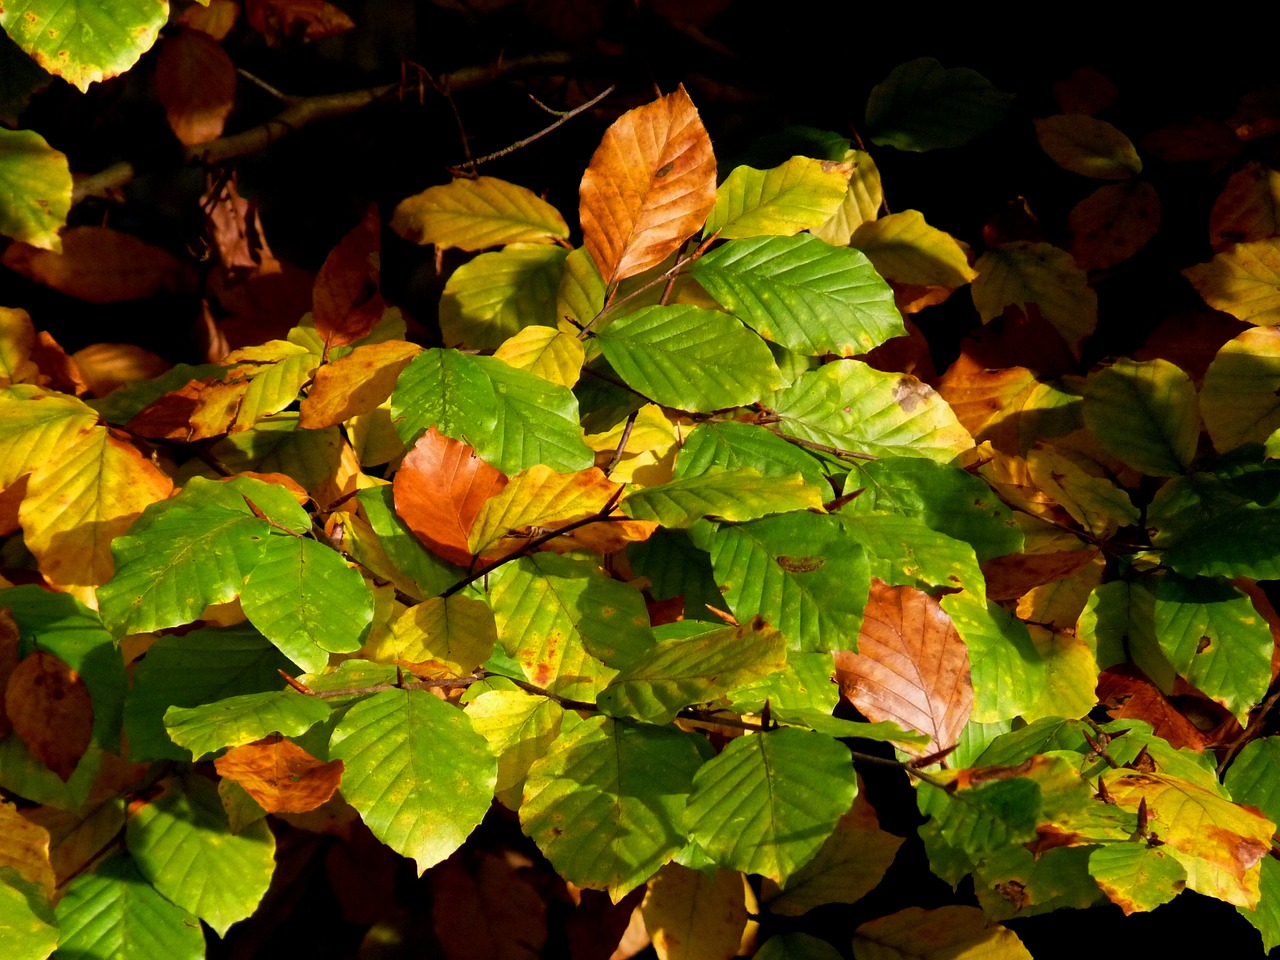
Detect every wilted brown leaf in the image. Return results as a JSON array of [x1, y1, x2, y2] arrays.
[[314, 204, 383, 348], [2, 227, 194, 304], [833, 579, 973, 756], [0, 800, 54, 898], [580, 85, 716, 284], [430, 851, 549, 960], [244, 0, 356, 44], [4, 651, 93, 780], [154, 28, 237, 146], [393, 427, 508, 567], [1097, 665, 1210, 752], [214, 735, 345, 813], [1068, 180, 1161, 271]]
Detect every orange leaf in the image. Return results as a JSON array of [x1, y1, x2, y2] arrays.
[[934, 350, 1038, 439], [981, 548, 1101, 601], [4, 651, 93, 781], [393, 427, 508, 567], [300, 341, 420, 430], [154, 28, 236, 146], [833, 579, 973, 756], [244, 0, 355, 44], [1096, 665, 1210, 752], [215, 736, 345, 813], [579, 84, 716, 284], [70, 343, 169, 397], [313, 204, 383, 348], [1, 227, 194, 304]]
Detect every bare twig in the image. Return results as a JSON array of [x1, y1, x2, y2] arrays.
[[760, 426, 878, 461], [602, 409, 638, 478], [450, 84, 615, 172], [73, 51, 575, 203]]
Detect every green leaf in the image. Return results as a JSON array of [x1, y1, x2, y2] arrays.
[[163, 690, 331, 760], [684, 728, 857, 885], [700, 512, 869, 652], [1088, 843, 1187, 916], [1225, 737, 1280, 824], [866, 58, 1013, 152], [54, 854, 204, 960], [941, 592, 1047, 723], [439, 244, 568, 350], [1200, 326, 1280, 453], [770, 360, 973, 463], [0, 0, 167, 93], [521, 716, 706, 899], [597, 620, 787, 724], [389, 176, 570, 250], [843, 457, 1022, 561], [1240, 856, 1280, 952], [126, 774, 275, 937], [556, 245, 606, 330], [391, 350, 591, 473], [124, 625, 297, 762], [839, 512, 985, 599], [621, 467, 821, 528], [211, 416, 348, 502], [704, 157, 849, 239], [329, 689, 496, 874], [626, 528, 725, 623], [595, 304, 781, 412], [974, 845, 1103, 919], [917, 777, 1040, 858], [972, 242, 1098, 355], [1083, 359, 1199, 476], [753, 932, 844, 960], [693, 235, 905, 357], [465, 689, 565, 809], [240, 535, 373, 672], [0, 128, 69, 251], [1078, 580, 1175, 689], [489, 552, 654, 699], [673, 421, 827, 487], [1151, 574, 1273, 722], [0, 868, 56, 960], [97, 476, 271, 636], [356, 485, 460, 598]]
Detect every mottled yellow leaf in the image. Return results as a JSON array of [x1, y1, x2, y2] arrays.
[[1184, 238, 1280, 326], [390, 176, 570, 250], [492, 325, 585, 388]]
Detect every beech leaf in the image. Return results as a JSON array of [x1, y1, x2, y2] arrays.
[[0, 128, 70, 252], [214, 736, 344, 813], [4, 650, 93, 780], [390, 176, 570, 250], [154, 28, 236, 146], [704, 156, 849, 239], [1183, 238, 1280, 326]]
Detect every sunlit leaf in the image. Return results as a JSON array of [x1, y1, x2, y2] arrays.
[[1088, 843, 1186, 916], [0, 0, 167, 92], [126, 774, 275, 936], [853, 905, 1032, 959], [673, 421, 825, 487], [468, 464, 620, 557], [621, 468, 820, 528], [329, 688, 496, 874], [596, 304, 780, 412], [214, 736, 344, 813], [1083, 358, 1199, 476], [163, 689, 330, 760], [54, 853, 204, 960], [704, 156, 848, 239], [1200, 326, 1280, 452], [377, 594, 496, 676], [1068, 180, 1161, 270], [834, 580, 972, 755], [1026, 447, 1139, 539], [465, 689, 564, 809], [298, 339, 421, 429], [439, 243, 568, 350], [866, 58, 1013, 152], [693, 234, 905, 357], [972, 241, 1097, 355], [1210, 161, 1280, 251], [0, 868, 57, 960], [685, 728, 856, 885], [493, 325, 585, 389], [941, 592, 1046, 723], [0, 128, 69, 252], [580, 84, 716, 283], [851, 210, 977, 291], [390, 176, 570, 251], [1184, 238, 1280, 326], [642, 864, 749, 960], [812, 149, 882, 246], [1224, 737, 1280, 824], [1036, 114, 1141, 179]]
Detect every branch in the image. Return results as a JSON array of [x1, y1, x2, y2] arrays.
[[72, 51, 576, 203]]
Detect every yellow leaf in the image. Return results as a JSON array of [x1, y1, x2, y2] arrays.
[[298, 340, 421, 429], [0, 800, 54, 898], [1183, 238, 1280, 326], [1200, 325, 1280, 452], [0, 307, 39, 386], [812, 149, 883, 246], [853, 905, 1032, 959], [972, 242, 1098, 356], [1019, 625, 1098, 722], [583, 404, 678, 484], [1034, 114, 1141, 179], [369, 596, 497, 677], [1102, 770, 1274, 908], [851, 209, 977, 287], [390, 176, 570, 251], [704, 156, 848, 239], [641, 864, 749, 960], [1210, 161, 1280, 252], [1026, 447, 1139, 540], [492, 325, 585, 388], [467, 465, 622, 558], [579, 85, 716, 284]]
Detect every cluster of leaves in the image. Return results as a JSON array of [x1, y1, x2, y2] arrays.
[[4, 3, 1280, 959]]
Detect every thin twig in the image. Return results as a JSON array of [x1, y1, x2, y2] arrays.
[[451, 84, 615, 171], [761, 426, 878, 461], [1218, 686, 1280, 776], [846, 749, 952, 789], [236, 68, 297, 104], [307, 675, 478, 699], [603, 409, 638, 478], [73, 51, 575, 202]]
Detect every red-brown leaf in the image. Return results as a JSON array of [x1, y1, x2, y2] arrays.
[[393, 427, 508, 567], [313, 204, 383, 348], [244, 0, 355, 45], [833, 580, 973, 756], [214, 735, 344, 813], [4, 651, 93, 780], [579, 85, 716, 284], [154, 28, 237, 146], [1, 227, 194, 304]]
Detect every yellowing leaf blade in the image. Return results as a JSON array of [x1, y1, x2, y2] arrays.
[[390, 176, 570, 250]]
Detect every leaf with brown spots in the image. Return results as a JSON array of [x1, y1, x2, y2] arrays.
[[834, 579, 973, 756], [214, 735, 345, 814], [4, 650, 93, 780]]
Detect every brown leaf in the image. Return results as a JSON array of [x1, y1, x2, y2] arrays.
[[29, 330, 87, 396], [203, 174, 272, 272], [154, 28, 236, 146], [1, 227, 194, 304], [314, 204, 383, 348], [579, 85, 716, 284], [1051, 67, 1119, 116], [1210, 161, 1280, 252], [430, 851, 549, 960], [1096, 665, 1210, 752], [4, 651, 93, 780], [1068, 180, 1161, 271], [568, 886, 647, 960], [0, 800, 54, 898], [71, 343, 170, 397], [0, 609, 20, 738], [126, 378, 208, 441], [1140, 117, 1243, 165], [833, 580, 973, 756], [1134, 309, 1249, 385], [214, 735, 345, 813], [179, 0, 240, 39], [981, 548, 1101, 601], [861, 315, 936, 380], [393, 427, 509, 567], [244, 0, 355, 45]]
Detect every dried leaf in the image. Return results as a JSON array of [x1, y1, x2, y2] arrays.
[[1, 226, 194, 303], [4, 651, 93, 780], [1068, 180, 1161, 271], [393, 426, 508, 567], [299, 340, 421, 429], [313, 204, 383, 347], [244, 0, 355, 44], [154, 28, 237, 146], [179, 0, 240, 40], [215, 735, 345, 813], [833, 579, 973, 755], [580, 85, 716, 284]]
